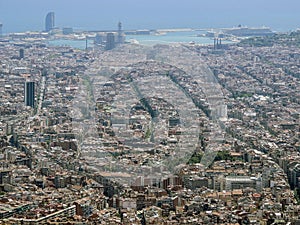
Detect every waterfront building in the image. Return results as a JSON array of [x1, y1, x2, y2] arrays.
[[62, 27, 73, 35], [95, 32, 106, 45], [45, 12, 55, 32], [105, 32, 115, 50], [117, 22, 124, 44]]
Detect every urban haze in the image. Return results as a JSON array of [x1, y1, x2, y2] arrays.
[[0, 0, 299, 224]]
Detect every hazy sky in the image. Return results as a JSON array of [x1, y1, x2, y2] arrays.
[[0, 0, 299, 33]]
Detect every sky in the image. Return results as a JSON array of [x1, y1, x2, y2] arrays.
[[0, 0, 299, 33]]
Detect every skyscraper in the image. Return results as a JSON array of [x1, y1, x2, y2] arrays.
[[24, 81, 35, 107], [45, 12, 55, 32], [117, 22, 124, 44], [105, 33, 115, 50]]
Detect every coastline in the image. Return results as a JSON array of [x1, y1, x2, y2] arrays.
[[48, 30, 235, 49]]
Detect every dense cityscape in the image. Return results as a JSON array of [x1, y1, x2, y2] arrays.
[[0, 10, 299, 225]]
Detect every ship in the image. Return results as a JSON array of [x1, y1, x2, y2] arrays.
[[222, 26, 273, 37]]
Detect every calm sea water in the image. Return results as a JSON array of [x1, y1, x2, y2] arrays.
[[48, 30, 234, 49], [126, 31, 212, 46]]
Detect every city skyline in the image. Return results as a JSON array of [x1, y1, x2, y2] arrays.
[[0, 0, 299, 33], [0, 1, 300, 224]]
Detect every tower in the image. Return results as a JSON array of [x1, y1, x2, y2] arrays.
[[117, 22, 123, 44], [0, 23, 3, 38], [214, 38, 216, 49], [105, 33, 115, 50], [45, 12, 55, 32], [24, 81, 35, 107]]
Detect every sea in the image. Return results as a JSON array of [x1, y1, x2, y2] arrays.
[[48, 30, 234, 49]]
